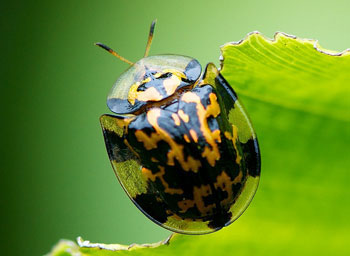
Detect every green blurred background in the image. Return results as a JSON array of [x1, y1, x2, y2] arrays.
[[1, 0, 349, 255]]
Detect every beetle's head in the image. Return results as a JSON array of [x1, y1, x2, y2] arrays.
[[96, 20, 201, 115]]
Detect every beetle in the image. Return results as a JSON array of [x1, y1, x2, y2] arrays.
[[97, 20, 261, 234]]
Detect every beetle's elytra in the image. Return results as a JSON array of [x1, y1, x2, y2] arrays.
[[97, 20, 261, 234]]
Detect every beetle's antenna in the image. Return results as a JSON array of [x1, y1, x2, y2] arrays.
[[144, 19, 157, 57], [95, 43, 134, 65]]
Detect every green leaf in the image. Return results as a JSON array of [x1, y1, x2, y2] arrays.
[[221, 32, 350, 122], [47, 32, 350, 256]]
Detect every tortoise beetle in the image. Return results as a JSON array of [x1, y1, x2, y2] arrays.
[[97, 20, 261, 234]]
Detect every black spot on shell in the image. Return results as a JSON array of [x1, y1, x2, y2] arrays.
[[133, 193, 170, 224], [241, 138, 261, 177], [207, 211, 232, 229], [102, 129, 136, 162]]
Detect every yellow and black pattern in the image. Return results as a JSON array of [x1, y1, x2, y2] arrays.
[[100, 61, 260, 234]]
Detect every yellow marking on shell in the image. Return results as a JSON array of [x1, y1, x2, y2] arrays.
[[128, 82, 141, 105], [233, 169, 243, 184], [142, 166, 183, 195], [212, 129, 221, 143], [178, 199, 196, 212], [156, 69, 187, 79], [193, 185, 215, 215], [127, 69, 186, 106], [224, 125, 242, 164], [183, 134, 191, 143], [128, 76, 165, 105], [166, 143, 201, 172], [172, 113, 181, 126], [151, 157, 159, 162], [177, 184, 215, 216], [137, 87, 163, 102], [228, 101, 256, 143], [181, 90, 199, 103], [178, 110, 189, 123], [189, 129, 198, 143], [135, 130, 161, 150], [185, 156, 201, 173], [214, 170, 242, 207], [206, 93, 221, 117], [232, 125, 242, 164], [214, 171, 232, 205], [137, 109, 201, 172], [201, 146, 216, 167], [181, 92, 221, 167], [127, 77, 151, 105], [163, 74, 181, 96], [116, 119, 129, 129]]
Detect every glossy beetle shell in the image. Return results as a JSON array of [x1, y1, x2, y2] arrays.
[[100, 56, 261, 234]]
